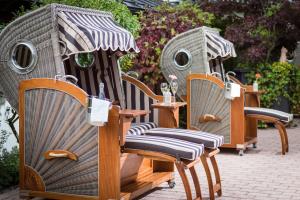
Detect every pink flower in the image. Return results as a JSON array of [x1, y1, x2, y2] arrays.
[[169, 74, 177, 80]]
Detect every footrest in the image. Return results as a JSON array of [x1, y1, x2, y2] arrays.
[[244, 107, 293, 123]]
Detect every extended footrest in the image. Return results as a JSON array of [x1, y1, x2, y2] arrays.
[[244, 107, 292, 155]]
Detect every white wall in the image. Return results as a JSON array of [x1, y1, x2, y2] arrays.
[[0, 100, 19, 152]]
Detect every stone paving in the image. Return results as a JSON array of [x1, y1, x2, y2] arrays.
[[139, 120, 300, 200], [0, 120, 299, 200]]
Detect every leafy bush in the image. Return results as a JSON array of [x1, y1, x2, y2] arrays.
[[133, 2, 214, 90], [0, 146, 19, 191], [18, 0, 141, 37], [247, 62, 293, 108], [200, 0, 300, 70], [288, 65, 300, 114]]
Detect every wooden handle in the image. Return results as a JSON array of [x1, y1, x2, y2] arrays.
[[199, 114, 221, 123], [44, 150, 78, 161]]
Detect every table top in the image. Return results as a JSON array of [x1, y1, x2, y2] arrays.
[[151, 102, 187, 109], [119, 109, 150, 118]]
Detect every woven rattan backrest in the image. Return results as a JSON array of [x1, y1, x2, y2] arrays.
[[187, 75, 231, 143]]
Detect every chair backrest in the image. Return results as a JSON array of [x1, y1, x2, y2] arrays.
[[186, 74, 231, 144], [122, 75, 162, 124], [64, 49, 125, 108], [209, 57, 226, 81], [19, 78, 99, 196]]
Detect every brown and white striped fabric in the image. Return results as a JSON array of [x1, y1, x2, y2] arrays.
[[205, 30, 236, 60], [244, 107, 293, 123], [125, 135, 204, 161], [64, 49, 125, 108], [57, 11, 139, 56], [122, 80, 159, 124], [15, 45, 32, 68], [127, 122, 158, 135], [209, 57, 226, 81], [144, 128, 224, 149]]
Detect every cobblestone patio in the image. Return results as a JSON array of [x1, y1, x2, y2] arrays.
[[0, 120, 299, 200]]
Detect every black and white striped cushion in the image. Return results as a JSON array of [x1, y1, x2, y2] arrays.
[[244, 107, 293, 123], [127, 122, 158, 135], [123, 80, 159, 124], [125, 135, 204, 160], [144, 128, 224, 149]]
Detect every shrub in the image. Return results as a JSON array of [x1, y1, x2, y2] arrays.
[[133, 2, 214, 90], [247, 62, 293, 108], [200, 0, 300, 70], [0, 146, 19, 191], [16, 0, 140, 38]]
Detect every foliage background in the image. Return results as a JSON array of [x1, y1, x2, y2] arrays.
[[132, 2, 215, 91], [199, 0, 300, 70], [17, 0, 140, 38]]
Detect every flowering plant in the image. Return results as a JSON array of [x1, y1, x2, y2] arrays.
[[169, 74, 178, 81], [255, 73, 261, 81]]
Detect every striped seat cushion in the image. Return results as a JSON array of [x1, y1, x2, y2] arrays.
[[125, 135, 204, 160], [127, 122, 158, 135], [244, 107, 293, 123], [144, 128, 224, 149]]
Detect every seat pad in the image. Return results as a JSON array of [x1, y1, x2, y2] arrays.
[[145, 128, 224, 149], [244, 107, 293, 123], [125, 135, 204, 160], [127, 122, 157, 135]]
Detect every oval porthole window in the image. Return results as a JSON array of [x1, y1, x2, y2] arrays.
[[9, 40, 38, 74], [173, 49, 192, 70], [75, 52, 95, 69]]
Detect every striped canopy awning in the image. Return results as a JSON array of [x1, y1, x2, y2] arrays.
[[57, 10, 139, 56], [205, 30, 236, 60]]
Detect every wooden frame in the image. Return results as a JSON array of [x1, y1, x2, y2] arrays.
[[19, 78, 175, 200], [187, 74, 257, 155], [187, 74, 290, 156], [123, 74, 222, 200]]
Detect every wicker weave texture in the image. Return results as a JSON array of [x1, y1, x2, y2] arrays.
[[24, 89, 98, 196], [161, 28, 208, 100], [0, 6, 58, 111], [189, 79, 231, 143]]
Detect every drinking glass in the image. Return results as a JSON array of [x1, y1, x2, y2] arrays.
[[160, 82, 169, 94], [170, 81, 178, 102]]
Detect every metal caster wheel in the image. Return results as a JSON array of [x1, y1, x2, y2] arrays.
[[238, 150, 244, 156], [168, 180, 176, 189], [253, 143, 257, 148]]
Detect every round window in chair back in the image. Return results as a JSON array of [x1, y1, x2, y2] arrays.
[[75, 52, 95, 69], [9, 40, 38, 74], [173, 49, 192, 70]]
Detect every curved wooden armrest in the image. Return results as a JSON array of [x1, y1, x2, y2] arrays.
[[199, 114, 221, 123], [44, 150, 78, 161], [151, 102, 187, 109], [119, 109, 150, 146]]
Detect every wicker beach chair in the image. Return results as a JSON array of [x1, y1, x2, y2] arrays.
[[0, 4, 220, 200], [160, 27, 293, 155], [122, 74, 224, 200]]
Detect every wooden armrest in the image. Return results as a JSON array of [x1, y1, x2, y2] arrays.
[[119, 109, 149, 146], [151, 102, 187, 109], [245, 90, 264, 95], [44, 150, 77, 161], [119, 109, 150, 118]]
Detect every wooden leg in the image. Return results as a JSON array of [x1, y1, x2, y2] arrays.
[[175, 162, 193, 200], [201, 156, 215, 200], [189, 166, 202, 200], [210, 155, 222, 197], [281, 124, 289, 152], [274, 122, 287, 155]]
